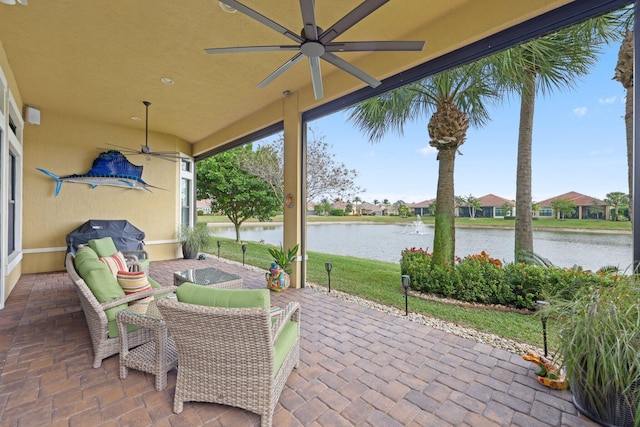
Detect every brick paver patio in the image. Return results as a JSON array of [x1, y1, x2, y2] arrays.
[[0, 256, 599, 426]]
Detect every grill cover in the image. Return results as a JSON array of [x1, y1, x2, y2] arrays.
[[66, 219, 146, 256]]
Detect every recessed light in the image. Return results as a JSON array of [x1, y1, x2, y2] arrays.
[[218, 1, 237, 13], [161, 77, 174, 85], [131, 116, 141, 121]]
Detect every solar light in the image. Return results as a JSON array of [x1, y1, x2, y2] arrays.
[[536, 300, 550, 357], [401, 275, 411, 316], [325, 262, 332, 292], [242, 244, 247, 266], [217, 240, 221, 258]]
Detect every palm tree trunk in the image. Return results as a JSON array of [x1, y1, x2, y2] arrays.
[[624, 85, 633, 225], [615, 29, 634, 227], [514, 72, 536, 261], [433, 148, 456, 265]]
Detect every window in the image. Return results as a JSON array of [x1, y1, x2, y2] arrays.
[[180, 157, 194, 228], [7, 152, 15, 254], [539, 208, 553, 217]]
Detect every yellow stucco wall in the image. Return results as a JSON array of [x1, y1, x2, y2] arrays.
[[1, 40, 23, 301], [22, 109, 190, 273]]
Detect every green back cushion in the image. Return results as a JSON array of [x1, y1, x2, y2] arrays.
[[88, 237, 118, 257], [177, 282, 296, 374], [177, 283, 269, 308], [74, 246, 127, 338]]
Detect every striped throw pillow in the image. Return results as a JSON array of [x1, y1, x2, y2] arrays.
[[98, 252, 128, 278], [117, 271, 153, 313]]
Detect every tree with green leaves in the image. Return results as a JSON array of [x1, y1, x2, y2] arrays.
[[398, 204, 411, 218], [353, 196, 362, 215], [489, 15, 617, 260], [551, 199, 577, 219], [455, 194, 482, 219], [197, 147, 281, 242], [605, 191, 629, 221], [501, 201, 513, 217], [428, 200, 437, 217], [589, 199, 605, 220], [349, 62, 497, 265], [315, 198, 332, 216], [531, 202, 540, 218]]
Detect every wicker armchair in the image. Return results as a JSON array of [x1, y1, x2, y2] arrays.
[[66, 251, 174, 368], [156, 291, 301, 427]]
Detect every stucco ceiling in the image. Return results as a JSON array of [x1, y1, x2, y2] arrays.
[[0, 0, 579, 149]]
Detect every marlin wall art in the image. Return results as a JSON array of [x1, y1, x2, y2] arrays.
[[37, 150, 164, 196]]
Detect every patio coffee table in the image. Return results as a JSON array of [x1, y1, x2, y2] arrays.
[[173, 267, 243, 289], [116, 296, 178, 391]]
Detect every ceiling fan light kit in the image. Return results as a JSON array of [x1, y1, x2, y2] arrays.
[[209, 0, 425, 99]]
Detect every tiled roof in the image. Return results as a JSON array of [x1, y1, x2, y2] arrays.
[[477, 194, 514, 207], [537, 191, 606, 207], [407, 198, 435, 208]]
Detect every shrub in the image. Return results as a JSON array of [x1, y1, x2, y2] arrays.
[[400, 248, 620, 310], [330, 209, 345, 216]]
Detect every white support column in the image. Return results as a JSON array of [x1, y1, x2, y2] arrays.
[[282, 92, 303, 288]]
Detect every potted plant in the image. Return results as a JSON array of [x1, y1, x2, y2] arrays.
[[543, 279, 640, 427], [178, 223, 212, 259], [265, 244, 299, 292]]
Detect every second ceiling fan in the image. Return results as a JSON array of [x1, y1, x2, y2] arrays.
[[207, 0, 425, 99]]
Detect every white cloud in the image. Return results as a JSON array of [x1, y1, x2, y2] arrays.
[[418, 146, 437, 156], [599, 96, 616, 105], [573, 107, 587, 117]]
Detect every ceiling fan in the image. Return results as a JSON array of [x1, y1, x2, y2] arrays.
[[104, 101, 182, 162], [207, 0, 425, 99]]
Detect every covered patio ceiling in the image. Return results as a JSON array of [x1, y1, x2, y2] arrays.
[[0, 0, 628, 155]]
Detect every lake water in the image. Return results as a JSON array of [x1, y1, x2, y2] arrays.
[[208, 222, 633, 271]]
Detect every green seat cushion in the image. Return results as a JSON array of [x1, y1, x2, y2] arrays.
[[74, 246, 127, 337], [88, 237, 118, 257], [177, 282, 269, 308], [273, 320, 298, 374]]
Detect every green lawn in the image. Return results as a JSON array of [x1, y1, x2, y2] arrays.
[[198, 212, 620, 352], [204, 238, 559, 351], [199, 213, 631, 231]]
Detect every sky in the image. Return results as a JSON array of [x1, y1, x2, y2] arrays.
[[295, 42, 628, 205]]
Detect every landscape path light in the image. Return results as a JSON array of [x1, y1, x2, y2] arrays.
[[536, 300, 550, 357], [217, 240, 221, 258], [401, 275, 411, 316], [241, 244, 247, 266], [325, 262, 332, 292]]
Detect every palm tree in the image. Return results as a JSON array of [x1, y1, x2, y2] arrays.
[[349, 63, 496, 265], [489, 16, 617, 261], [605, 191, 629, 221], [353, 196, 362, 215], [613, 7, 634, 225]]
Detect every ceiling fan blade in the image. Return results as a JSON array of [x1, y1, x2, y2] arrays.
[[102, 143, 142, 154], [257, 52, 305, 88], [152, 154, 179, 163], [321, 51, 381, 88], [205, 45, 300, 54], [325, 40, 425, 52], [319, 0, 389, 44], [219, 0, 303, 44], [308, 56, 324, 99], [299, 0, 318, 40]]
